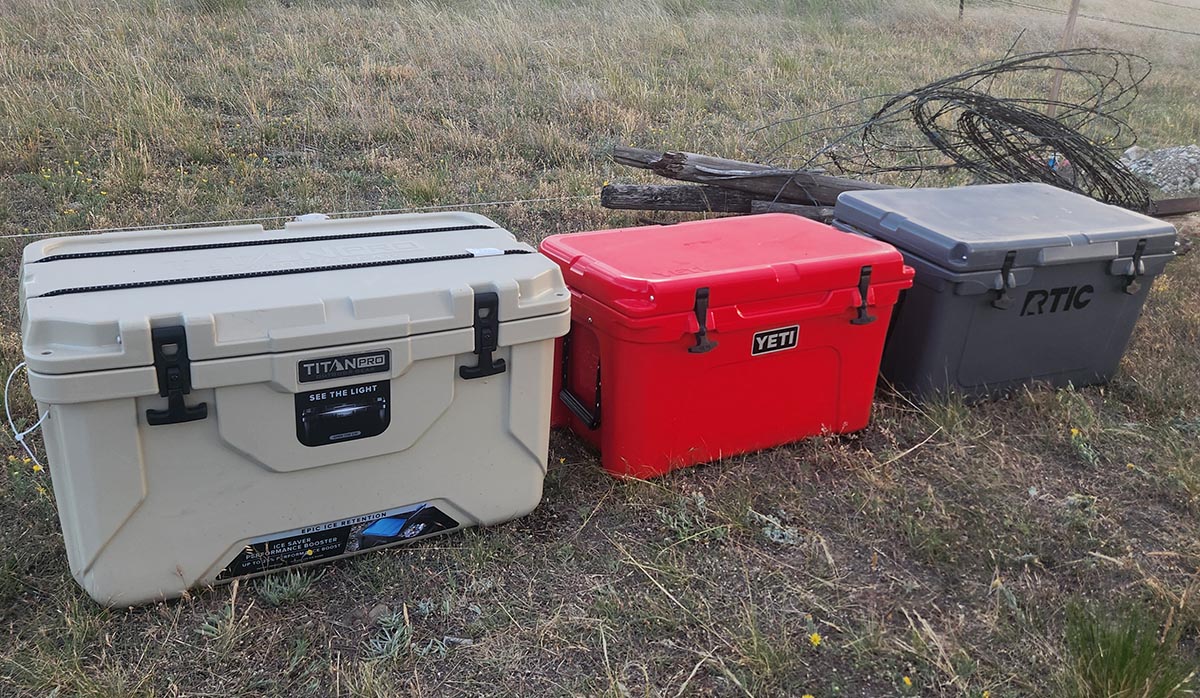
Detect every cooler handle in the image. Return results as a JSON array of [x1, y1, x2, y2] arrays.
[[558, 332, 601, 430]]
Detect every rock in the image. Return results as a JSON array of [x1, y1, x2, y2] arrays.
[[1122, 144, 1200, 196], [367, 603, 390, 624], [1124, 145, 1148, 161]]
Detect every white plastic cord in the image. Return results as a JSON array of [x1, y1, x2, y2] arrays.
[[5, 362, 49, 467]]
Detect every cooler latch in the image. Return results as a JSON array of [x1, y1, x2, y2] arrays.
[[1123, 238, 1148, 295], [688, 287, 718, 354], [146, 325, 208, 426], [850, 265, 876, 325], [991, 251, 1018, 310], [460, 291, 507, 379]]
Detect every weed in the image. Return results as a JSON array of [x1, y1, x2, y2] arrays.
[[364, 610, 413, 662], [255, 569, 319, 607], [196, 581, 254, 654], [1059, 603, 1196, 698], [656, 491, 727, 543]]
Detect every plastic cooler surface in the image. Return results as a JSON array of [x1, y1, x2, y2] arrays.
[[542, 213, 913, 478], [833, 182, 1175, 272], [541, 213, 912, 317], [833, 183, 1177, 400]]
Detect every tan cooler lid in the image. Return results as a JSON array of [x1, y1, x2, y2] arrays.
[[21, 212, 569, 375]]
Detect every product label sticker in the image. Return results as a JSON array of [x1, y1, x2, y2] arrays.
[[217, 503, 460, 580], [298, 349, 391, 383], [751, 325, 799, 356], [295, 379, 390, 447]]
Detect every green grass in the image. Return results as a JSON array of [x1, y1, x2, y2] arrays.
[[1060, 603, 1196, 698], [1, 0, 1199, 696]]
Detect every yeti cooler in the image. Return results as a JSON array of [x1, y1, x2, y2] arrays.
[[540, 213, 913, 479], [19, 212, 570, 606], [833, 183, 1176, 400]]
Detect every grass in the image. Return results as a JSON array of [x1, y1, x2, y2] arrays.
[[1, 0, 1199, 696], [1060, 603, 1196, 698]]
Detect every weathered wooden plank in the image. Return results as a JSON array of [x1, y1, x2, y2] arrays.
[[748, 200, 835, 220], [613, 146, 893, 206], [600, 184, 755, 212], [1149, 197, 1200, 217]]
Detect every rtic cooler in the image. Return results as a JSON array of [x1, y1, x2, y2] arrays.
[[540, 213, 913, 478], [833, 183, 1176, 400], [19, 212, 570, 606]]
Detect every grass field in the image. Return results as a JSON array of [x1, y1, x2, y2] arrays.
[[1, 0, 1199, 696]]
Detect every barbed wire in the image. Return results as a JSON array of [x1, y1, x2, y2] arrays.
[[0, 194, 599, 241], [988, 0, 1200, 37], [755, 48, 1154, 211]]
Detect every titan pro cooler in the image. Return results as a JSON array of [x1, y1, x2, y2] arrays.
[[19, 212, 570, 606], [540, 213, 913, 479], [833, 183, 1176, 400]]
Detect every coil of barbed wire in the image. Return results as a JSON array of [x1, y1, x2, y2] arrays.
[[757, 48, 1154, 211]]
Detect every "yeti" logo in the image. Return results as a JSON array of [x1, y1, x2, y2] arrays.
[[751, 326, 799, 356], [1020, 285, 1093, 316], [299, 351, 391, 383]]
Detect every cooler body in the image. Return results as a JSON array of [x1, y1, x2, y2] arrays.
[[542, 214, 913, 479], [20, 212, 570, 606], [834, 183, 1177, 401]]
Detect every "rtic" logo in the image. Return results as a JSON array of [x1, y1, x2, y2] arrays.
[[1020, 285, 1093, 316], [299, 351, 390, 383], [751, 326, 799, 356]]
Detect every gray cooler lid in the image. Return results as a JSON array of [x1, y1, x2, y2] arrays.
[[834, 183, 1176, 272], [21, 212, 569, 375]]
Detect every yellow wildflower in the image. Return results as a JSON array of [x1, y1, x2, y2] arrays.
[[1070, 428, 1080, 438], [36, 486, 47, 495], [809, 632, 822, 647], [32, 463, 43, 472], [6, 455, 14, 462], [803, 695, 815, 698], [101, 191, 108, 196], [982, 692, 991, 698], [22, 457, 31, 464], [903, 676, 913, 687]]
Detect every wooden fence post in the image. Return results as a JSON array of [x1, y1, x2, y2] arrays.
[[1046, 0, 1082, 118]]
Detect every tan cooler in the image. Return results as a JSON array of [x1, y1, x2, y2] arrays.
[[19, 212, 569, 606]]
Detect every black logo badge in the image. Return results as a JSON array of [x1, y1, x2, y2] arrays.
[[1020, 285, 1093, 317], [751, 326, 799, 356], [298, 350, 391, 383]]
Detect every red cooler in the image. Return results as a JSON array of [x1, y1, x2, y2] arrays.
[[540, 213, 914, 478]]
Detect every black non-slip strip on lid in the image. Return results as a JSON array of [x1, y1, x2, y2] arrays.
[[35, 249, 533, 298], [30, 224, 495, 263]]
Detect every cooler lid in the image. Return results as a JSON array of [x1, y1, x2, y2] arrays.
[[538, 213, 908, 318], [22, 212, 569, 375], [834, 183, 1176, 272]]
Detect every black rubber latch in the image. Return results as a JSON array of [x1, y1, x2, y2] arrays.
[[688, 287, 718, 354], [459, 292, 507, 379], [146, 325, 208, 426], [557, 332, 600, 430], [850, 265, 877, 325], [991, 251, 1018, 310], [1124, 238, 1148, 295]]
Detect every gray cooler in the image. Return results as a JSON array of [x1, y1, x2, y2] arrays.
[[833, 183, 1176, 400]]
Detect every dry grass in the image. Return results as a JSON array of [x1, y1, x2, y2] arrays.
[[1, 0, 1199, 696]]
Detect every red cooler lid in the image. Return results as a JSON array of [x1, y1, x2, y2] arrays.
[[539, 214, 909, 317]]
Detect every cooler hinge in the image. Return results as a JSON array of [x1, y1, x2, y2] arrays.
[[850, 265, 876, 325], [991, 251, 1018, 310], [688, 287, 718, 354], [459, 291, 507, 380], [146, 325, 208, 426], [1124, 238, 1148, 295]]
